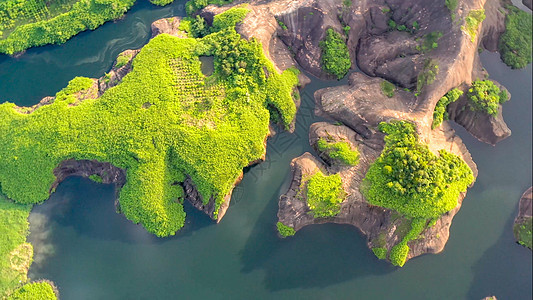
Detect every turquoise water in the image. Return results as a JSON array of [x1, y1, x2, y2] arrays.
[[0, 1, 531, 299]]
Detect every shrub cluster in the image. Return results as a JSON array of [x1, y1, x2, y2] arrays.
[[0, 7, 299, 237], [276, 222, 296, 237], [499, 6, 532, 69], [305, 171, 345, 218], [462, 9, 485, 42], [361, 121, 474, 219], [416, 31, 442, 53], [319, 28, 351, 79], [466, 80, 508, 116], [317, 138, 359, 166], [432, 88, 463, 129], [389, 218, 426, 267]]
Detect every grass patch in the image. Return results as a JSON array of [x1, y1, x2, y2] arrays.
[[305, 171, 345, 218], [361, 121, 474, 219], [317, 138, 359, 166], [499, 6, 532, 69], [115, 52, 133, 69], [276, 222, 295, 237], [320, 28, 351, 79], [416, 31, 442, 53], [380, 80, 395, 98], [88, 174, 103, 183], [462, 9, 485, 42], [432, 88, 463, 129], [185, 0, 235, 15], [466, 80, 508, 116], [0, 196, 33, 296], [513, 217, 532, 249], [0, 7, 299, 237]]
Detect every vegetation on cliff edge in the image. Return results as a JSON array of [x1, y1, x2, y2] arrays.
[[432, 88, 463, 129], [513, 217, 532, 250], [466, 80, 508, 116], [499, 5, 532, 69], [7, 281, 57, 300], [277, 222, 296, 237], [0, 7, 299, 237]]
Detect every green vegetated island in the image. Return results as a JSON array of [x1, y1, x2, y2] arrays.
[[0, 6, 299, 298], [0, 0, 238, 55]]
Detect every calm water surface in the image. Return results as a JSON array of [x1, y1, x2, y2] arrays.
[[0, 1, 531, 299]]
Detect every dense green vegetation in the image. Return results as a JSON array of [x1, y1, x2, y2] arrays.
[[276, 222, 296, 237], [7, 281, 57, 300], [432, 88, 463, 129], [317, 138, 359, 166], [319, 28, 351, 79], [499, 6, 532, 69], [462, 9, 485, 42], [416, 59, 439, 92], [372, 247, 387, 260], [0, 196, 32, 295], [0, 0, 181, 55], [361, 121, 474, 219], [0, 7, 299, 237], [380, 80, 395, 98], [466, 80, 508, 116], [513, 217, 532, 250], [185, 0, 235, 15], [89, 174, 103, 183], [305, 171, 345, 218]]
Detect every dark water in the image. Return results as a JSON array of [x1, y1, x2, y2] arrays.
[[0, 1, 531, 299]]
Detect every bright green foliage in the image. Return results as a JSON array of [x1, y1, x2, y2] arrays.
[[7, 282, 56, 300], [390, 218, 426, 266], [513, 217, 532, 250], [0, 196, 32, 295], [185, 0, 235, 15], [317, 138, 359, 166], [319, 28, 351, 79], [278, 20, 288, 30], [432, 88, 463, 129], [150, 0, 174, 5], [372, 247, 387, 259], [417, 59, 439, 92], [466, 80, 508, 116], [499, 6, 532, 69], [462, 9, 485, 42], [389, 242, 409, 267], [361, 121, 474, 219], [306, 171, 345, 218], [388, 19, 397, 29], [445, 0, 458, 12], [276, 222, 296, 237], [88, 174, 103, 183], [380, 80, 395, 98], [0, 8, 298, 237]]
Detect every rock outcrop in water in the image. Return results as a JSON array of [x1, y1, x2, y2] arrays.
[[233, 0, 514, 265]]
